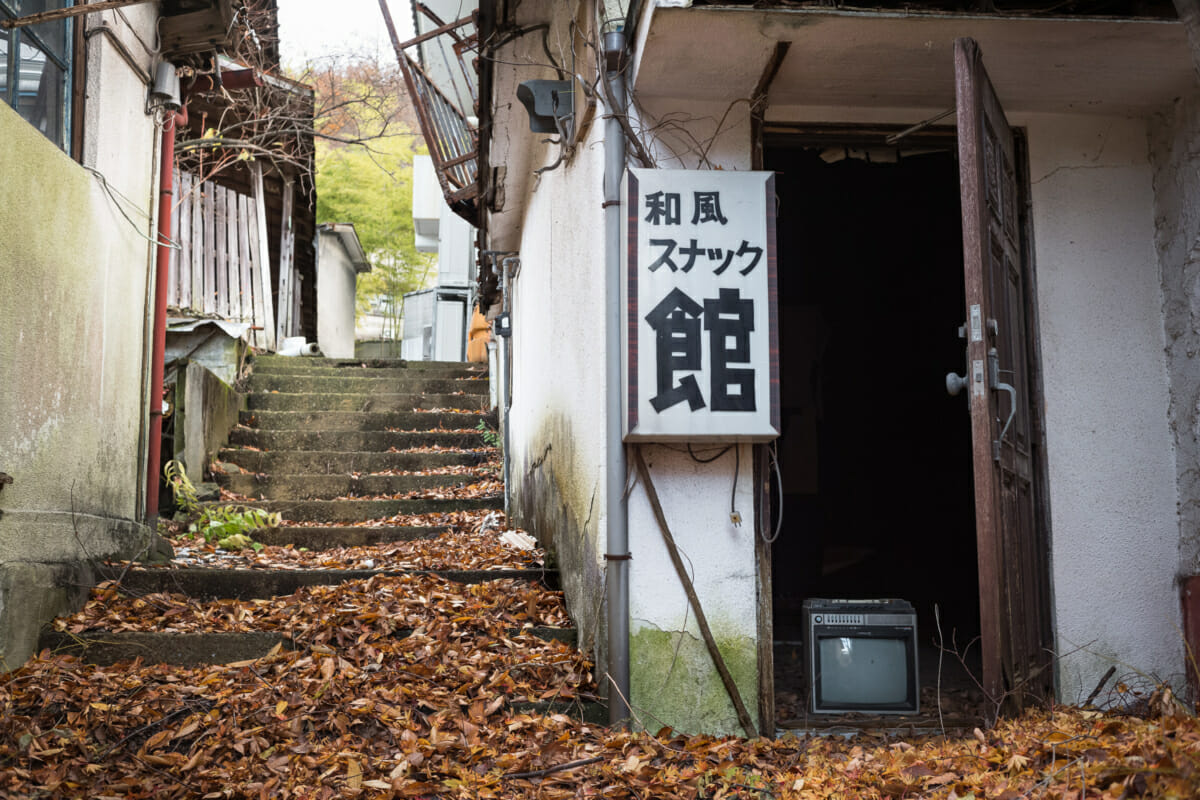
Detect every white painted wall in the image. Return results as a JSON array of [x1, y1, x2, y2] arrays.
[[504, 106, 612, 658], [627, 443, 761, 733], [413, 155, 441, 253], [316, 230, 364, 359], [1019, 113, 1181, 703], [437, 202, 474, 288], [494, 13, 764, 731]]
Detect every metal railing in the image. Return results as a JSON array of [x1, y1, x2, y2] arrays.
[[378, 0, 479, 222]]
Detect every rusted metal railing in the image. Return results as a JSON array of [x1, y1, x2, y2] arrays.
[[377, 0, 479, 222]]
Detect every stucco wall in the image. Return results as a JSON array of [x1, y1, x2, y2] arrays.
[[1148, 93, 1200, 579], [316, 234, 359, 359], [1020, 113, 1181, 703], [506, 112, 611, 672], [496, 13, 764, 730], [0, 15, 158, 668], [627, 444, 760, 734]]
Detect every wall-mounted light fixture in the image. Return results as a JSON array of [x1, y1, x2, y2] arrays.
[[516, 79, 573, 135]]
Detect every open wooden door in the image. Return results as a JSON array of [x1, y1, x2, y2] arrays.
[[955, 38, 1053, 710]]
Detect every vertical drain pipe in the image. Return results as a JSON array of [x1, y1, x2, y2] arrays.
[[604, 28, 632, 728], [146, 89, 187, 523], [500, 256, 518, 520]]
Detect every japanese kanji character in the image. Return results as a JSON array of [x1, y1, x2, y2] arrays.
[[692, 191, 728, 225], [704, 288, 755, 411], [644, 191, 681, 226], [645, 288, 706, 413], [647, 239, 678, 272]]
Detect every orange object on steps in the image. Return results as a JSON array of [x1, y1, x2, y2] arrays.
[[467, 307, 491, 363]]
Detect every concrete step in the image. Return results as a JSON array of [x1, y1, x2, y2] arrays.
[[247, 373, 488, 396], [255, 525, 448, 549], [228, 428, 487, 452], [253, 363, 483, 380], [205, 496, 501, 523], [218, 448, 488, 475], [252, 356, 476, 374], [219, 472, 494, 501], [247, 392, 486, 413], [37, 630, 291, 667], [101, 566, 559, 600], [240, 410, 487, 433], [39, 626, 574, 666]]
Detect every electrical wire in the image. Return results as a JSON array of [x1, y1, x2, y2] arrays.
[[83, 164, 180, 250], [685, 442, 731, 464], [760, 442, 784, 544], [730, 443, 739, 522]]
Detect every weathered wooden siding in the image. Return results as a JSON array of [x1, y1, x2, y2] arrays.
[[167, 170, 279, 349]]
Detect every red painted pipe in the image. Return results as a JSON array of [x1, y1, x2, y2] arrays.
[[145, 67, 257, 520], [146, 103, 188, 521]]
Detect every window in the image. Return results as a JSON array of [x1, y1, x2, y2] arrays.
[[0, 1, 71, 150]]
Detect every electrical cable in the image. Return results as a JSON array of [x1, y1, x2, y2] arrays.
[[730, 443, 739, 520], [685, 442, 730, 464], [83, 164, 180, 250], [760, 442, 784, 544]]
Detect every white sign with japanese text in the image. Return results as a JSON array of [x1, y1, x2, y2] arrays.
[[621, 168, 779, 442]]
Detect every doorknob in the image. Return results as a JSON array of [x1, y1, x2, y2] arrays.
[[946, 372, 969, 396]]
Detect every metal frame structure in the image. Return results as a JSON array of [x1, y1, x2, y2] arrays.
[[378, 0, 479, 223]]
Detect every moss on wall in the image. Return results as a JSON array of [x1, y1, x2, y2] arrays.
[[177, 361, 246, 485], [515, 412, 606, 672], [630, 623, 759, 736], [0, 97, 154, 667]]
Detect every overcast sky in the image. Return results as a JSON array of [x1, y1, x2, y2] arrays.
[[276, 0, 415, 64]]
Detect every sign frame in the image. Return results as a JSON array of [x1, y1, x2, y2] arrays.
[[621, 167, 780, 443]]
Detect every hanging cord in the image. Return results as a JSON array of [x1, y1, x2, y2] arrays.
[[759, 442, 783, 544], [686, 442, 730, 464], [730, 444, 740, 526], [633, 447, 758, 739]]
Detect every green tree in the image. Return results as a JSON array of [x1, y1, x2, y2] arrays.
[[307, 55, 436, 338], [316, 135, 436, 336]]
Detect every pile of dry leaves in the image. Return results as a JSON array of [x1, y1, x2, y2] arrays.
[[2, 506, 1196, 796]]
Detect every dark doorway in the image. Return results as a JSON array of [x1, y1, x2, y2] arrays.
[[766, 137, 985, 728]]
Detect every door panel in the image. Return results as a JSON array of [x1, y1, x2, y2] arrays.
[[955, 37, 1053, 710]]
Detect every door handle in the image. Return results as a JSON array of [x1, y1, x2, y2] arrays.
[[989, 346, 1017, 462], [945, 372, 969, 396]]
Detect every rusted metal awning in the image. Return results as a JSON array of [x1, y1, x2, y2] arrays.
[[378, 1, 480, 225]]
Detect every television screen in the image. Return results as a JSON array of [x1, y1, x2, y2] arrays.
[[804, 598, 919, 714], [816, 636, 910, 706]]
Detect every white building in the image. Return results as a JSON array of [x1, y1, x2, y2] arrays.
[[404, 150, 476, 362], [404, 0, 1200, 734]]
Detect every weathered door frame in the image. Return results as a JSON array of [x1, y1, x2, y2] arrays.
[[756, 105, 1054, 723]]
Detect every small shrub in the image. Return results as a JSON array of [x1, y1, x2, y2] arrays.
[[163, 460, 199, 515], [476, 419, 502, 450], [189, 505, 278, 552], [164, 460, 275, 551]]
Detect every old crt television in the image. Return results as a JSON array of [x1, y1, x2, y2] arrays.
[[803, 598, 919, 715]]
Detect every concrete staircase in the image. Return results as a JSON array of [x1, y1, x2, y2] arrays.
[[40, 356, 569, 665]]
